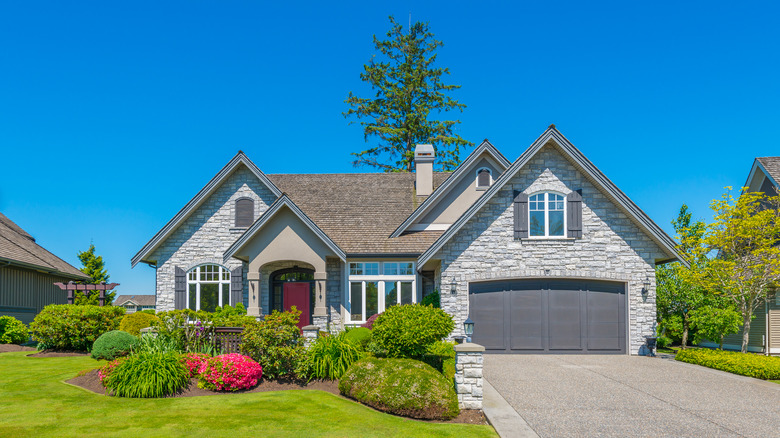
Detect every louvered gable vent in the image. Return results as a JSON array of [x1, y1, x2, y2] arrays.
[[235, 198, 254, 227]]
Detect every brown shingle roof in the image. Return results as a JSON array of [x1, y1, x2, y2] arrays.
[[268, 173, 451, 254], [114, 295, 156, 306], [0, 213, 90, 280], [757, 157, 780, 184]]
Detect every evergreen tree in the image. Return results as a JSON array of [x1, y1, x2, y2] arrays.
[[344, 16, 471, 172], [76, 243, 115, 305]]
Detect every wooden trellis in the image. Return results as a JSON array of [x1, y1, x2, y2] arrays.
[[53, 281, 120, 306]]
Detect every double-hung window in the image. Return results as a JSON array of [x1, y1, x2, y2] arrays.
[[529, 192, 565, 237], [348, 261, 416, 323]]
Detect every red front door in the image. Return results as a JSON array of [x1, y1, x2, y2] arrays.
[[283, 282, 311, 329]]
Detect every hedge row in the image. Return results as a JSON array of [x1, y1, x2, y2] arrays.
[[675, 348, 780, 380]]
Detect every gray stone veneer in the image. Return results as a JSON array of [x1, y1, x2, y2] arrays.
[[151, 166, 277, 311], [435, 143, 665, 355], [326, 258, 344, 332]]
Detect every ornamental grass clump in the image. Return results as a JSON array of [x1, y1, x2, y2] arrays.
[[103, 351, 189, 398], [305, 332, 363, 380], [198, 353, 263, 391], [180, 352, 210, 377]]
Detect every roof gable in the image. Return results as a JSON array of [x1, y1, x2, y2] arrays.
[[418, 126, 687, 268], [746, 157, 780, 192], [131, 152, 282, 267], [390, 140, 511, 237], [224, 194, 346, 263]]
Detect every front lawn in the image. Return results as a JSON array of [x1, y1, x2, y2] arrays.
[[0, 352, 495, 437]]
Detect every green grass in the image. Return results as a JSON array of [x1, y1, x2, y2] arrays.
[[0, 352, 495, 437]]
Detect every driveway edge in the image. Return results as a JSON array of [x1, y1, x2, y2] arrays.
[[483, 379, 539, 438]]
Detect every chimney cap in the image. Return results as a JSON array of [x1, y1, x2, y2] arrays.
[[414, 144, 435, 160]]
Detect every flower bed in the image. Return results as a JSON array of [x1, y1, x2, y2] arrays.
[[180, 353, 210, 377], [198, 353, 263, 391]]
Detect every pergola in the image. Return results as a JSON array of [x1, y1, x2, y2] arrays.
[[53, 281, 120, 306]]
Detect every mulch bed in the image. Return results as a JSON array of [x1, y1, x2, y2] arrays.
[[0, 344, 37, 353], [28, 350, 90, 357], [66, 369, 488, 425]]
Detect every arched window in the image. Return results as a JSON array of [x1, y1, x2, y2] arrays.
[[529, 192, 565, 237], [187, 264, 231, 312], [235, 198, 254, 227], [476, 167, 492, 188]]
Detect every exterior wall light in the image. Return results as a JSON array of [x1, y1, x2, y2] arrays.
[[450, 282, 457, 295], [464, 316, 474, 343], [642, 278, 651, 302]]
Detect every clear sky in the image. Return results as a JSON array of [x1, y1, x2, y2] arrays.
[[1, 1, 778, 295]]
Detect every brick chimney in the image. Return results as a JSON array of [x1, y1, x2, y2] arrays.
[[414, 144, 435, 196]]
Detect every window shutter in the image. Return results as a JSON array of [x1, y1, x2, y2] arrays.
[[174, 267, 186, 310], [514, 191, 528, 239], [235, 198, 254, 227], [230, 266, 243, 307], [477, 169, 491, 187], [567, 190, 583, 239]]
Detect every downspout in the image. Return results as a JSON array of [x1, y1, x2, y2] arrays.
[[766, 298, 770, 357]]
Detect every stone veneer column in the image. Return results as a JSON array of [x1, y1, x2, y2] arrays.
[[454, 343, 485, 410], [247, 271, 262, 318], [312, 272, 329, 331], [302, 325, 320, 348]]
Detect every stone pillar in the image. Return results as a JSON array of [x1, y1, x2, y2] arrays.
[[312, 272, 329, 331], [302, 325, 320, 348], [454, 342, 485, 410], [247, 271, 262, 319]]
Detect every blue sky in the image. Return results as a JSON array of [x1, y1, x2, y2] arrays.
[[1, 1, 778, 294]]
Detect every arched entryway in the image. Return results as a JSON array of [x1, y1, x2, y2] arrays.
[[269, 267, 315, 329]]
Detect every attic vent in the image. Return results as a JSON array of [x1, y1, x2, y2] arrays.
[[235, 198, 254, 227], [476, 167, 492, 188]]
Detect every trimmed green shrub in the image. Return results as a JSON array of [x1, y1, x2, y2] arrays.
[[212, 304, 256, 327], [372, 304, 454, 359], [140, 309, 157, 315], [343, 327, 372, 350], [91, 330, 139, 360], [675, 348, 780, 380], [119, 312, 161, 336], [241, 308, 307, 380], [420, 291, 440, 308], [339, 357, 459, 420], [0, 315, 28, 344], [305, 332, 363, 380], [421, 340, 456, 381], [30, 304, 125, 351], [103, 351, 189, 398]]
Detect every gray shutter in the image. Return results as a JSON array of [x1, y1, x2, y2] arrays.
[[230, 266, 243, 306], [174, 267, 186, 310], [514, 191, 528, 239], [567, 190, 583, 239]]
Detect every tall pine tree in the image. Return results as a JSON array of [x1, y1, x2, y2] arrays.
[[76, 243, 115, 305], [344, 16, 471, 172]]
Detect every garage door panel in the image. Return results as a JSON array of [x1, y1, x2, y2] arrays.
[[509, 290, 544, 350], [470, 291, 506, 350], [586, 290, 624, 351], [548, 290, 582, 350]]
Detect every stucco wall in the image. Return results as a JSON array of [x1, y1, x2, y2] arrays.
[[434, 143, 666, 355], [151, 166, 277, 311]]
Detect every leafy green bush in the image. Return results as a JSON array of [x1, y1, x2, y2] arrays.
[[241, 308, 307, 380], [0, 315, 28, 344], [103, 351, 189, 398], [675, 348, 780, 380], [140, 309, 157, 315], [119, 312, 161, 336], [656, 335, 672, 349], [91, 330, 139, 360], [372, 304, 454, 359], [421, 340, 456, 381], [212, 304, 256, 327], [690, 305, 743, 349], [305, 333, 363, 380], [420, 291, 440, 308], [30, 305, 125, 351], [658, 314, 683, 345], [343, 327, 372, 350], [339, 357, 459, 420]]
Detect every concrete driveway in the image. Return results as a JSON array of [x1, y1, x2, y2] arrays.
[[483, 354, 780, 438]]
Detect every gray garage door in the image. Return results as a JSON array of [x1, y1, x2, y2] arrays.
[[469, 279, 626, 354]]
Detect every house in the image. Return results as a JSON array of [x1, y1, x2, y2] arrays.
[[132, 126, 684, 355], [704, 157, 780, 354], [113, 294, 157, 313], [0, 213, 91, 324]]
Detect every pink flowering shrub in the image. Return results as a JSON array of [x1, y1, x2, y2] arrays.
[[198, 353, 262, 392], [98, 357, 127, 385], [180, 353, 210, 378]]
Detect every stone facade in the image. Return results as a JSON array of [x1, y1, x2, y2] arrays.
[[326, 258, 344, 332], [454, 343, 485, 410], [434, 143, 665, 354], [151, 166, 278, 311]]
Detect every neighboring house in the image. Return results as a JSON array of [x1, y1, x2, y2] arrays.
[[703, 157, 780, 354], [132, 126, 684, 355], [113, 294, 156, 313], [0, 213, 91, 324]]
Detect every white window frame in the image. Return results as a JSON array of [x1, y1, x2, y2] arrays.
[[528, 191, 567, 238], [346, 261, 417, 323], [186, 264, 231, 311], [475, 167, 493, 188]]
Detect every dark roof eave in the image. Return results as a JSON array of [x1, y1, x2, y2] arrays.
[[0, 257, 91, 280]]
